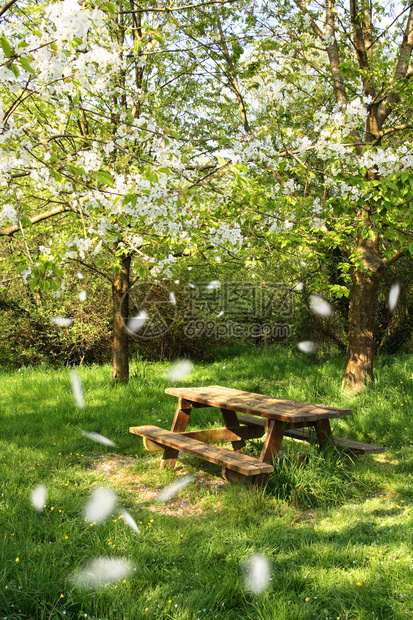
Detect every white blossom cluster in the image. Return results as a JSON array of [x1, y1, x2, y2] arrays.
[[45, 0, 104, 45], [0, 203, 18, 227], [210, 222, 243, 248]]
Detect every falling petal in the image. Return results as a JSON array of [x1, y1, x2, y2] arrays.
[[31, 485, 47, 512], [166, 359, 194, 381], [84, 487, 117, 524], [126, 310, 148, 334], [217, 311, 224, 317], [242, 553, 271, 595], [206, 280, 221, 290], [309, 294, 332, 316], [77, 272, 84, 279], [188, 282, 195, 289], [122, 509, 139, 534], [174, 280, 180, 284], [71, 557, 133, 590], [169, 292, 176, 305], [71, 371, 85, 408], [298, 341, 317, 354], [154, 475, 194, 503], [79, 290, 87, 302], [294, 282, 304, 291], [388, 283, 400, 313], [82, 431, 116, 447], [51, 316, 73, 327]]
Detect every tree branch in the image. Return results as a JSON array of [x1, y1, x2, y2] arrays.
[[377, 5, 413, 127], [0, 205, 73, 236], [119, 0, 239, 13], [384, 250, 404, 268], [0, 0, 18, 18]]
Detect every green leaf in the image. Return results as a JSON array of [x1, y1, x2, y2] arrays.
[[20, 215, 32, 227], [18, 56, 35, 74], [409, 242, 413, 256], [29, 278, 38, 291], [52, 170, 63, 183], [103, 1, 118, 16], [152, 32, 166, 48], [9, 63, 19, 77], [1, 37, 12, 57], [16, 264, 29, 275], [93, 170, 114, 186]]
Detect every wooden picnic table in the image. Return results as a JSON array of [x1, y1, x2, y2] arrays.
[[130, 385, 383, 486]]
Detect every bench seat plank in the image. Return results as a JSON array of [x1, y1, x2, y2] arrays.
[[284, 428, 384, 454], [129, 425, 274, 476], [236, 415, 384, 454], [142, 424, 266, 452]]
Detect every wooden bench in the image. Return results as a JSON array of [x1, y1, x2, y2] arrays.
[[237, 415, 384, 455], [129, 424, 274, 484]]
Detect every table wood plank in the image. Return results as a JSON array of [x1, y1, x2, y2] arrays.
[[165, 385, 352, 423]]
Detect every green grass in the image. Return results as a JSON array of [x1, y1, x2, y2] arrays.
[[1, 346, 413, 619]]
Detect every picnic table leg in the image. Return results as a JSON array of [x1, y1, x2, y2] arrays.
[[313, 418, 334, 451], [260, 420, 284, 463], [161, 398, 192, 470], [220, 408, 246, 451]]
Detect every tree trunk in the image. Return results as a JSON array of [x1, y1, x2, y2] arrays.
[[112, 254, 131, 383], [342, 235, 385, 393]]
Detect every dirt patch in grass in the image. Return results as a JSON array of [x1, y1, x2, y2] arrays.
[[91, 453, 226, 517]]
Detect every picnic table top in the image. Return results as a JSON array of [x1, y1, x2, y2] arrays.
[[165, 385, 353, 424]]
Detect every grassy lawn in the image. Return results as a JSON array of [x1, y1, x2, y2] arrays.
[[1, 345, 413, 620]]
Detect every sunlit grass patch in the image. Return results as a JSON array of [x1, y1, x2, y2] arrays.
[[1, 347, 413, 619]]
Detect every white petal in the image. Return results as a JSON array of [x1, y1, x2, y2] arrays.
[[169, 292, 176, 305], [78, 290, 87, 302], [154, 475, 194, 503], [82, 431, 116, 447], [388, 283, 400, 313], [206, 280, 221, 290], [77, 272, 84, 279], [84, 487, 117, 524], [122, 509, 139, 534], [126, 310, 148, 334], [242, 553, 271, 595], [298, 341, 317, 354], [294, 282, 304, 291], [166, 359, 194, 381], [51, 316, 73, 327], [309, 294, 332, 316], [71, 557, 133, 590], [31, 485, 47, 511], [71, 371, 84, 408]]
